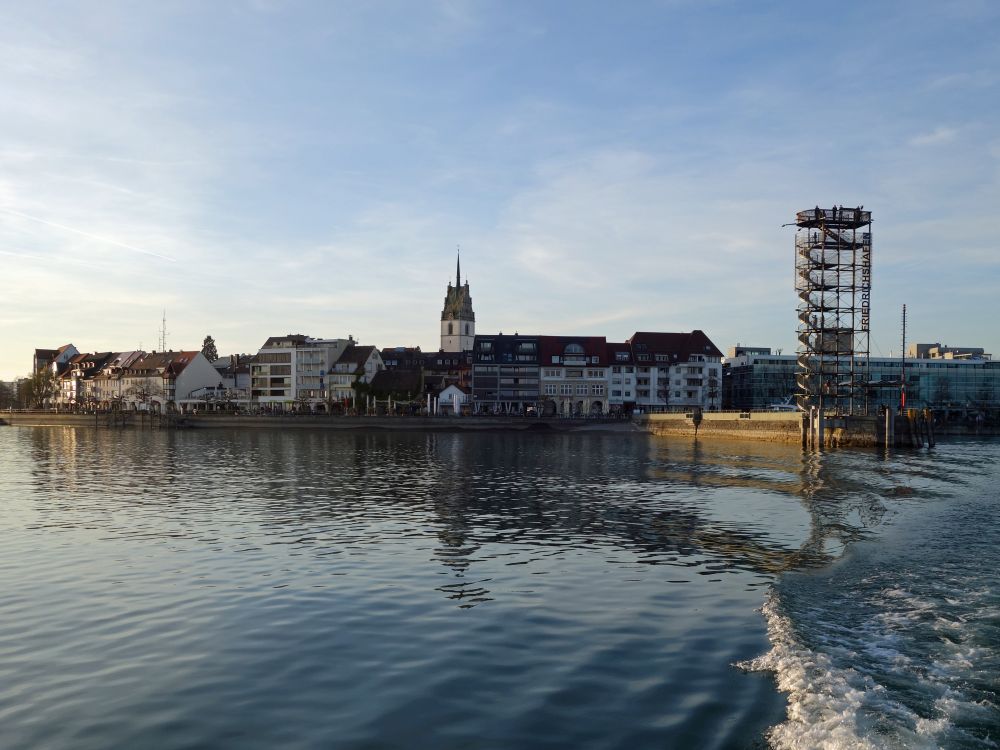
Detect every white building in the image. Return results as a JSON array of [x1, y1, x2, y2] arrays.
[[437, 383, 469, 415], [606, 341, 637, 413], [627, 331, 723, 412], [329, 344, 384, 405], [122, 350, 220, 411], [250, 334, 355, 411]]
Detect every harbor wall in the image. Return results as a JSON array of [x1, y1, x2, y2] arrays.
[[638, 412, 803, 443], [1, 411, 985, 445], [638, 411, 960, 449], [0, 412, 639, 433]]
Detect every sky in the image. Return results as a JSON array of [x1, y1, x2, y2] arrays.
[[2, 0, 999, 379]]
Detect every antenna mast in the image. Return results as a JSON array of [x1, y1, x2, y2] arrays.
[[900, 304, 907, 412], [158, 309, 169, 352]]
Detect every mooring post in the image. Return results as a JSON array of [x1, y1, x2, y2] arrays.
[[885, 408, 894, 449]]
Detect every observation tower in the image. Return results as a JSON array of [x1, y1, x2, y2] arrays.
[[794, 206, 872, 415]]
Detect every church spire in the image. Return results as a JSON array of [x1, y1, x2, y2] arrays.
[[441, 249, 475, 352]]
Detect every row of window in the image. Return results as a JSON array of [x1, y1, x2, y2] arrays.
[[542, 368, 606, 378], [255, 352, 292, 364], [543, 384, 607, 396]]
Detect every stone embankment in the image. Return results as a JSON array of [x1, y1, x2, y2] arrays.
[[637, 412, 803, 443], [183, 415, 641, 432], [637, 410, 993, 448], [0, 411, 642, 433], [638, 411, 886, 447]]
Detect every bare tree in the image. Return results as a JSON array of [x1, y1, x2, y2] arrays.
[[0, 381, 13, 409], [22, 369, 57, 408]]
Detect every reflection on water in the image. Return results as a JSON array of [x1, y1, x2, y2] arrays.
[[18, 429, 879, 593], [0, 426, 942, 749]]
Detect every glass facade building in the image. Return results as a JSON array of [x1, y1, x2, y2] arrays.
[[725, 351, 1000, 414]]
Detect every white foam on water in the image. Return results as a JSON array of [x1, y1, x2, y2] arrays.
[[738, 590, 948, 750]]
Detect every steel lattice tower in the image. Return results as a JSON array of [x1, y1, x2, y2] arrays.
[[794, 206, 872, 415]]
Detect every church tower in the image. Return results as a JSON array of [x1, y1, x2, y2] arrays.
[[440, 252, 475, 352]]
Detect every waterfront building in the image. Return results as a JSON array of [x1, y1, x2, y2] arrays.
[[627, 331, 723, 412], [606, 341, 637, 414], [379, 347, 424, 370], [875, 356, 1000, 414], [470, 334, 540, 414], [121, 350, 219, 411], [211, 355, 252, 392], [91, 351, 145, 406], [723, 348, 798, 410], [423, 350, 472, 391], [538, 336, 609, 416], [378, 345, 471, 402], [437, 383, 469, 415], [251, 335, 355, 411], [440, 254, 475, 352], [471, 330, 723, 416], [722, 348, 1000, 416], [55, 351, 115, 408], [328, 344, 384, 406], [55, 353, 86, 407], [33, 344, 79, 375]]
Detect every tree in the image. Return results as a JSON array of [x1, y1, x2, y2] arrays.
[[201, 335, 218, 363], [23, 368, 56, 408], [0, 381, 13, 409]]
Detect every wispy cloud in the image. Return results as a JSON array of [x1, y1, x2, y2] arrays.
[[1, 2, 999, 377], [0, 207, 176, 262], [909, 127, 959, 147]]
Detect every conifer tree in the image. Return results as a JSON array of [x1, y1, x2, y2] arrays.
[[201, 335, 218, 362]]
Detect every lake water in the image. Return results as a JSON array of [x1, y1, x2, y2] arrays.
[[0, 426, 996, 749]]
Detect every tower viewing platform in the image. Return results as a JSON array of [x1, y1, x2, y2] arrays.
[[796, 206, 871, 229]]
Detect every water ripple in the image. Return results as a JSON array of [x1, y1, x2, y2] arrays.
[[2, 426, 952, 749]]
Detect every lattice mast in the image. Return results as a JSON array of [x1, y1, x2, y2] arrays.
[[794, 206, 872, 415]]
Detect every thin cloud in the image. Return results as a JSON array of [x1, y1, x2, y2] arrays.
[[909, 127, 959, 147], [0, 206, 176, 262]]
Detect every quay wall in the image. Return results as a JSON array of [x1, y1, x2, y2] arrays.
[[182, 415, 637, 432], [638, 412, 803, 443], [0, 412, 639, 433], [1, 413, 110, 427], [3, 411, 992, 445], [637, 411, 980, 448]]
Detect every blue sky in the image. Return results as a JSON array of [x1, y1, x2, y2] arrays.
[[2, 0, 999, 378]]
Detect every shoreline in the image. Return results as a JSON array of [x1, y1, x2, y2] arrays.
[[3, 411, 995, 442], [0, 412, 645, 434]]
